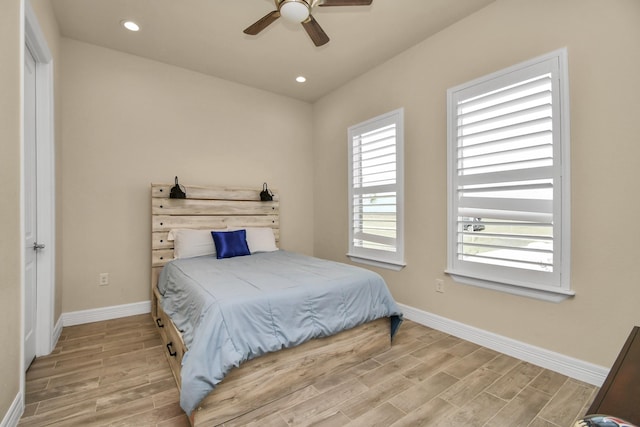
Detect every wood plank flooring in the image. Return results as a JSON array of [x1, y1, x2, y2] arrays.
[[19, 315, 598, 427]]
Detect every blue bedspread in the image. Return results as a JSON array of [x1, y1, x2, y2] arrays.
[[158, 250, 402, 415]]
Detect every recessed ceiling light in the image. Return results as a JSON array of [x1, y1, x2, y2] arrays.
[[122, 20, 140, 32], [296, 76, 307, 83]]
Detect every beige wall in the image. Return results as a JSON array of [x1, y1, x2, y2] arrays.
[[60, 39, 314, 312], [0, 0, 22, 418], [313, 0, 640, 368]]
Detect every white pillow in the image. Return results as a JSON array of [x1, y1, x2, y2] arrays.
[[168, 228, 226, 259], [230, 227, 278, 253]]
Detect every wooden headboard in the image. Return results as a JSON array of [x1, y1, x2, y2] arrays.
[[150, 183, 279, 314]]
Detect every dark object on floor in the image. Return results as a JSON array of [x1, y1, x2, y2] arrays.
[[574, 414, 637, 427]]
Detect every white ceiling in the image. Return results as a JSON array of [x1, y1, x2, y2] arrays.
[[50, 0, 495, 102]]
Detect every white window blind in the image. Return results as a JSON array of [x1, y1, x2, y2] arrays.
[[447, 50, 572, 300], [348, 109, 405, 270]]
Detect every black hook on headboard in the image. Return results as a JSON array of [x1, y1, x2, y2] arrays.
[[170, 176, 186, 199], [260, 182, 273, 201]]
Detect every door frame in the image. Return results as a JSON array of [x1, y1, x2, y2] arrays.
[[23, 0, 56, 363]]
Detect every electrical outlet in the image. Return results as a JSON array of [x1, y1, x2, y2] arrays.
[[435, 279, 445, 293], [99, 273, 109, 286]]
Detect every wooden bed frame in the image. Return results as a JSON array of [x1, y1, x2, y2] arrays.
[[151, 183, 391, 426]]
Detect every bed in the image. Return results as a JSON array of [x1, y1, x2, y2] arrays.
[[151, 183, 402, 426]]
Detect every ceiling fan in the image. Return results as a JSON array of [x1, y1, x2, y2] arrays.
[[243, 0, 373, 47]]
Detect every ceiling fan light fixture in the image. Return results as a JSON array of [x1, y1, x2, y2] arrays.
[[280, 0, 310, 23]]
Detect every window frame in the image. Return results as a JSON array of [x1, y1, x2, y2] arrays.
[[446, 49, 572, 302], [347, 108, 405, 271]]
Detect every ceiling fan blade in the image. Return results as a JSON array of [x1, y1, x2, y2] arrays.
[[243, 10, 281, 35], [302, 15, 330, 47], [319, 0, 372, 6]]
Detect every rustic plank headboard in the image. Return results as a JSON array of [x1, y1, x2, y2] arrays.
[[150, 183, 279, 315]]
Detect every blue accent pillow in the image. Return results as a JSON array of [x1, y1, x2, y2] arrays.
[[211, 230, 251, 259]]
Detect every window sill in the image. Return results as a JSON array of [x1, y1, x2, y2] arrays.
[[347, 253, 406, 271], [445, 270, 575, 303]]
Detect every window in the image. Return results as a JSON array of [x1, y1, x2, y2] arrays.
[[447, 49, 572, 301], [348, 108, 405, 270]]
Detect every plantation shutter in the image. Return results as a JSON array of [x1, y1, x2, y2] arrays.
[[348, 109, 404, 269], [456, 71, 555, 272], [447, 51, 571, 297]]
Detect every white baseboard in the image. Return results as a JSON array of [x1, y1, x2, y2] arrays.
[[398, 303, 609, 387], [0, 392, 22, 427], [61, 300, 151, 327]]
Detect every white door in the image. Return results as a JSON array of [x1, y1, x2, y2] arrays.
[[24, 45, 39, 369]]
